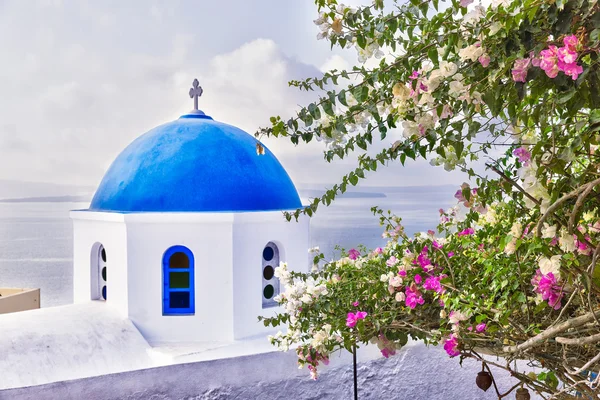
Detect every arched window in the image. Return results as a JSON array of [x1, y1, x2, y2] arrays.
[[262, 242, 280, 308], [91, 243, 107, 301], [162, 246, 195, 315]]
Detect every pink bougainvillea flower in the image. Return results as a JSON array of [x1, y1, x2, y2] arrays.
[[433, 240, 443, 250], [454, 189, 465, 202], [352, 301, 360, 307], [558, 46, 578, 64], [460, 0, 474, 6], [348, 248, 360, 260], [381, 347, 396, 358], [476, 323, 487, 333], [423, 275, 445, 293], [386, 256, 398, 267], [563, 34, 578, 49], [447, 251, 455, 258], [457, 227, 475, 237], [513, 147, 531, 165], [414, 274, 422, 284], [374, 247, 383, 255], [575, 236, 592, 255], [376, 334, 397, 358], [409, 70, 420, 80], [405, 284, 425, 309], [346, 311, 368, 328], [540, 46, 560, 78], [398, 270, 407, 277], [417, 252, 432, 270], [511, 57, 531, 82], [559, 60, 583, 80], [478, 54, 490, 68], [443, 334, 460, 357], [532, 270, 564, 310]]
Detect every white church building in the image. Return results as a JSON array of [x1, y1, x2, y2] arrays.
[[71, 79, 309, 344], [0, 81, 528, 400]]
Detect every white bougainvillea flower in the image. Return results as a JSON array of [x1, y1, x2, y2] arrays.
[[539, 255, 561, 279]]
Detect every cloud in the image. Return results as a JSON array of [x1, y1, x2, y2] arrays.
[[0, 0, 471, 193]]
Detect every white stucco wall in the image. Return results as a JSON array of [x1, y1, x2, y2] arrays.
[[71, 211, 310, 344], [0, 341, 542, 400], [124, 213, 235, 343], [71, 211, 129, 316], [232, 212, 310, 339]]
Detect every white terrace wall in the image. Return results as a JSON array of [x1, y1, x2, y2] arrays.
[[0, 288, 40, 314], [0, 343, 541, 400]]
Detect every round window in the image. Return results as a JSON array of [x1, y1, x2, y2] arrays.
[[263, 246, 274, 261], [263, 284, 274, 299], [101, 248, 107, 262], [101, 267, 107, 281], [263, 265, 274, 280]]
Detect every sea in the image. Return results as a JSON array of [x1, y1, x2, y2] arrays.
[[0, 185, 456, 307]]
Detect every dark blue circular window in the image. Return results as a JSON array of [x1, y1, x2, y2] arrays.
[[263, 247, 274, 261]]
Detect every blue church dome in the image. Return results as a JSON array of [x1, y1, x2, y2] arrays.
[[89, 111, 302, 213]]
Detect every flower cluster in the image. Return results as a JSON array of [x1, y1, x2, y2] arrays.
[[262, 0, 600, 393], [512, 35, 584, 82], [371, 334, 397, 358], [539, 35, 583, 80], [531, 270, 564, 310]]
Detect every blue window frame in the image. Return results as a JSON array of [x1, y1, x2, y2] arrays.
[[162, 246, 195, 315]]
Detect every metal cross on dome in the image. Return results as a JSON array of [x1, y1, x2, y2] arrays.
[[189, 79, 203, 111]]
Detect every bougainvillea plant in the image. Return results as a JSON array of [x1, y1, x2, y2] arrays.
[[256, 0, 600, 397]]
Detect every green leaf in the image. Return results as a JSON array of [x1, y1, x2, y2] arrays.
[[308, 103, 321, 120], [338, 90, 348, 107], [349, 173, 359, 186], [453, 141, 464, 159], [428, 47, 439, 65], [322, 100, 335, 117], [591, 28, 600, 44], [357, 35, 367, 49], [590, 109, 600, 125]]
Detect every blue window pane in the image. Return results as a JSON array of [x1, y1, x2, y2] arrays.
[[169, 291, 190, 309], [263, 246, 274, 261], [169, 272, 189, 289], [101, 285, 107, 300]]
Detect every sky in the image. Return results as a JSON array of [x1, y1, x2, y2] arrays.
[[0, 0, 471, 190]]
